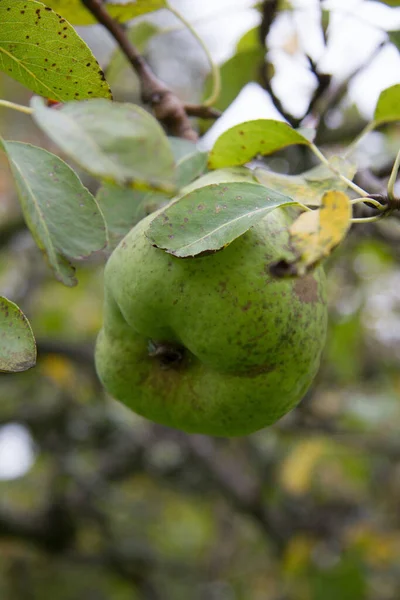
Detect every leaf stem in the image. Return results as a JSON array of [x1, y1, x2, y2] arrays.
[[387, 147, 400, 201], [310, 143, 368, 197], [167, 3, 221, 107], [350, 196, 386, 209], [351, 213, 388, 223], [158, 6, 249, 38], [343, 121, 375, 158], [0, 99, 33, 115], [297, 202, 313, 212]]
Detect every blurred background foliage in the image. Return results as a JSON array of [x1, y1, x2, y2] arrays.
[[1, 0, 400, 598]]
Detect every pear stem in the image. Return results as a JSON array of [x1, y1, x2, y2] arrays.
[[148, 341, 185, 369]]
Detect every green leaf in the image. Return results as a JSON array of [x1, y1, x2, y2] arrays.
[[146, 182, 296, 258], [312, 554, 366, 600], [31, 96, 177, 192], [0, 0, 111, 101], [97, 183, 168, 251], [167, 138, 209, 186], [388, 31, 400, 52], [1, 139, 107, 286], [106, 21, 159, 89], [208, 120, 311, 169], [255, 157, 357, 207], [236, 27, 261, 52], [98, 168, 258, 251], [100, 166, 245, 253], [30, 0, 167, 26], [374, 84, 400, 124], [176, 151, 208, 188], [181, 166, 258, 192], [0, 297, 36, 373], [168, 137, 198, 162]]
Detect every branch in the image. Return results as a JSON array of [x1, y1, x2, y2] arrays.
[[301, 55, 331, 123], [258, 0, 300, 128], [259, 0, 279, 45], [81, 0, 199, 140]]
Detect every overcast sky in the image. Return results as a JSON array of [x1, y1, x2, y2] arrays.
[[193, 0, 400, 145]]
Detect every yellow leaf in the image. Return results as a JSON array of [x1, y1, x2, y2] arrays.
[[40, 355, 75, 390], [280, 438, 329, 496], [348, 524, 400, 567], [289, 190, 351, 275]]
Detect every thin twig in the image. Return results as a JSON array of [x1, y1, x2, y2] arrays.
[[167, 3, 221, 107], [81, 0, 198, 140], [184, 103, 221, 119], [310, 143, 368, 197]]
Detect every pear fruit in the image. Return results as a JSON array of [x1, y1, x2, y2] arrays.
[[95, 207, 327, 437]]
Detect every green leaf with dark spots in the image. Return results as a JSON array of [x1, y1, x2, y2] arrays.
[[208, 120, 311, 169], [0, 0, 111, 101], [35, 0, 167, 26], [146, 181, 296, 258], [0, 297, 36, 373]]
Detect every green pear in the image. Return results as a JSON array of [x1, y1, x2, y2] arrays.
[[95, 206, 327, 437]]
